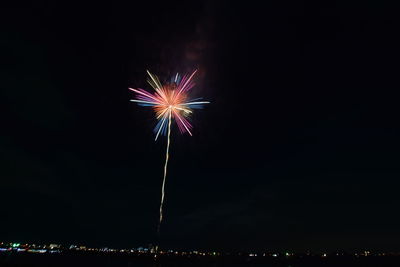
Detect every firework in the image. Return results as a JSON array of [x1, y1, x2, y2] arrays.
[[129, 70, 209, 233]]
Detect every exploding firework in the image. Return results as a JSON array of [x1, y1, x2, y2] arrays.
[[129, 70, 209, 233]]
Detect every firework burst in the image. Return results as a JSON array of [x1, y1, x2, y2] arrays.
[[129, 70, 209, 234]]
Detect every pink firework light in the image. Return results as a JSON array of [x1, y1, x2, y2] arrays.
[[129, 70, 209, 235]]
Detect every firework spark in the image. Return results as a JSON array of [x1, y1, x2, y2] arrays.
[[129, 70, 209, 234]]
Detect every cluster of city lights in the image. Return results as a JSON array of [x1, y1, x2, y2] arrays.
[[0, 242, 61, 254], [0, 242, 396, 258], [0, 242, 219, 256]]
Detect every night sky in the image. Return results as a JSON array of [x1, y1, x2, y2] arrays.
[[1, 1, 400, 252]]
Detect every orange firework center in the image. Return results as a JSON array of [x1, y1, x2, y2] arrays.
[[153, 84, 189, 118]]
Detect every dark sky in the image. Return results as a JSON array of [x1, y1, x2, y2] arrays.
[[1, 1, 400, 252]]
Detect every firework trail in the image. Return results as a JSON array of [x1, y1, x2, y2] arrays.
[[159, 110, 171, 233], [129, 70, 209, 234]]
